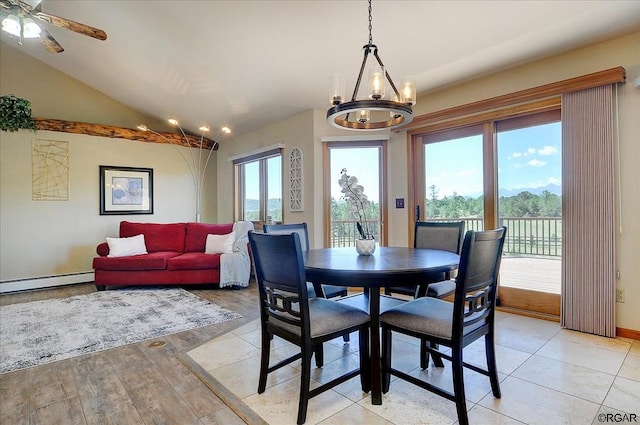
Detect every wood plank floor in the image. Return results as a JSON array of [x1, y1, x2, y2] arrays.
[[0, 282, 260, 425]]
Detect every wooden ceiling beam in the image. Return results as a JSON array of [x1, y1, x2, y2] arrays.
[[33, 118, 218, 150]]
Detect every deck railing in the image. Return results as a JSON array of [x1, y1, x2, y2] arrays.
[[330, 217, 562, 257]]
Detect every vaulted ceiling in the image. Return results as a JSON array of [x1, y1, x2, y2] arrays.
[[2, 0, 639, 137]]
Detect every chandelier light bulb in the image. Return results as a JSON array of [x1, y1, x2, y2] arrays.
[[357, 110, 370, 123], [199, 125, 210, 132], [401, 77, 416, 105], [390, 96, 402, 118], [221, 126, 231, 134], [368, 66, 385, 100], [330, 73, 345, 105], [168, 118, 179, 126], [136, 124, 148, 131]]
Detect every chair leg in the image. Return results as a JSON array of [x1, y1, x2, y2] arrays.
[[420, 338, 430, 369], [430, 341, 445, 367], [258, 329, 271, 393], [381, 327, 392, 393], [485, 332, 501, 398], [297, 350, 313, 425], [451, 345, 469, 425], [358, 327, 371, 393], [314, 345, 324, 368]]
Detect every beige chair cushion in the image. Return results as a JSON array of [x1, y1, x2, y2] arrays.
[[269, 297, 370, 338], [381, 297, 485, 339], [426, 280, 456, 298]]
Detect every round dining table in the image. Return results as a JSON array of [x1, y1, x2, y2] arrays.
[[303, 246, 460, 405]]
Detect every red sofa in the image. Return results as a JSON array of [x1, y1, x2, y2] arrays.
[[93, 221, 247, 290]]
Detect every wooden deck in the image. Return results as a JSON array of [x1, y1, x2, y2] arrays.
[[500, 255, 561, 294]]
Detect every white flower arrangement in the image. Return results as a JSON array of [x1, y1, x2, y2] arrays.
[[338, 168, 374, 240]]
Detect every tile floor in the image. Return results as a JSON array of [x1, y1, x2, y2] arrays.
[[187, 312, 640, 425]]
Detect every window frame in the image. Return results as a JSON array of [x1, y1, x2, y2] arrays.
[[322, 140, 388, 247], [233, 147, 283, 225]]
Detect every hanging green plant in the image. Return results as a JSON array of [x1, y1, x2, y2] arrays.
[[0, 95, 37, 132]]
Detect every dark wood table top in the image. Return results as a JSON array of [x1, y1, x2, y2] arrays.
[[304, 246, 460, 287]]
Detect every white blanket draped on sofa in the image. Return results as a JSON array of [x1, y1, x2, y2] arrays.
[[219, 221, 254, 288]]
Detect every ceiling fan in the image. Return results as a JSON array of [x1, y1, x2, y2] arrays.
[[0, 0, 106, 53]]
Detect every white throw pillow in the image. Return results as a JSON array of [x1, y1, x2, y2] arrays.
[[106, 234, 148, 257], [205, 232, 236, 255]]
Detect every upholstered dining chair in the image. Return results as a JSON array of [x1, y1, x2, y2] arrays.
[[384, 220, 465, 299], [263, 222, 348, 299], [248, 231, 371, 425], [380, 227, 507, 425]]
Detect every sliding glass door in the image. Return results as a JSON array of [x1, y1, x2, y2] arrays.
[[413, 110, 561, 316], [496, 116, 562, 315]]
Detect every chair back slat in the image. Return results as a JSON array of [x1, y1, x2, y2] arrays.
[[414, 221, 465, 254], [249, 231, 311, 331], [453, 227, 507, 331]]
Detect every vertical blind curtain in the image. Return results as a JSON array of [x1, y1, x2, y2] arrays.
[[561, 85, 616, 337]]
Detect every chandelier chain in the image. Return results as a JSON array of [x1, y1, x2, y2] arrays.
[[368, 0, 373, 45]]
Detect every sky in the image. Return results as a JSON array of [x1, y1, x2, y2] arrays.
[[426, 121, 562, 198], [331, 147, 381, 203], [243, 156, 282, 201]]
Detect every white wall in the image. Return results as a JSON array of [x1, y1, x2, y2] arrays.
[[0, 43, 218, 291], [0, 130, 202, 275]]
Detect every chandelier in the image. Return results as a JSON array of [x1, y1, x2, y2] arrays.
[[326, 0, 416, 131], [137, 119, 231, 222]]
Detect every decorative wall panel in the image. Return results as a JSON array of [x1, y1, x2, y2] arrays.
[[32, 139, 69, 200], [289, 147, 303, 211]]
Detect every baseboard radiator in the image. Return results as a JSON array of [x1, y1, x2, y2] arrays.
[[0, 272, 94, 294]]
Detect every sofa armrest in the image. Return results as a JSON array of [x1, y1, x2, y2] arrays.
[[96, 242, 109, 257]]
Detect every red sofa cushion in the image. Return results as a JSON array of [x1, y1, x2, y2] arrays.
[[167, 252, 222, 271], [184, 222, 234, 253], [93, 251, 180, 271], [120, 221, 186, 253]]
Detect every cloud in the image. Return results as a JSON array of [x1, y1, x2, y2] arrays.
[[538, 146, 558, 155], [548, 177, 561, 185], [512, 148, 536, 158], [457, 168, 477, 176], [528, 159, 546, 167]]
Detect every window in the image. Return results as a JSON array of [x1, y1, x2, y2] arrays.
[[234, 148, 282, 224], [323, 140, 387, 247]]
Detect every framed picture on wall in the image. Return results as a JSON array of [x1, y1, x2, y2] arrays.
[[99, 166, 153, 215]]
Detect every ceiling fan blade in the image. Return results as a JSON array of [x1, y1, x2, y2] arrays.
[[40, 27, 64, 53], [34, 11, 107, 41]]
